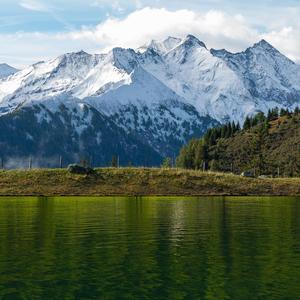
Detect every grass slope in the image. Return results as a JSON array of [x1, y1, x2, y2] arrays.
[[210, 114, 300, 176], [0, 168, 299, 196]]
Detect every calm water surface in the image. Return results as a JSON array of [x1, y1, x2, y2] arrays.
[[0, 196, 300, 300]]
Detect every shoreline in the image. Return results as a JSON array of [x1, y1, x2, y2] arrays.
[[0, 168, 300, 197], [1, 195, 300, 198]]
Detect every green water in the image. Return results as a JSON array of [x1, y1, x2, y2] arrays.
[[0, 196, 300, 300]]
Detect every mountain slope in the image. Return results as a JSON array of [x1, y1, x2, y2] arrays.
[[177, 109, 300, 177], [2, 35, 300, 124], [0, 35, 300, 166], [85, 65, 218, 155], [0, 52, 101, 114], [0, 63, 19, 79], [0, 100, 162, 168], [212, 113, 300, 176], [0, 45, 219, 160], [139, 35, 256, 123], [211, 40, 300, 108]]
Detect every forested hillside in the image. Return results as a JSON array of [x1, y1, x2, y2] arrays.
[[177, 108, 300, 177]]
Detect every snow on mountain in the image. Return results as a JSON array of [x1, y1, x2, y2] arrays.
[[0, 63, 19, 79], [1, 35, 299, 123], [0, 35, 300, 162], [0, 48, 136, 113], [85, 65, 218, 154], [0, 51, 102, 114], [211, 39, 300, 108], [0, 43, 218, 158], [139, 35, 257, 122], [72, 48, 136, 99], [138, 36, 182, 55], [0, 99, 162, 167]]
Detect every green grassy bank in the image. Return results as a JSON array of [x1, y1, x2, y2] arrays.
[[0, 168, 299, 196]]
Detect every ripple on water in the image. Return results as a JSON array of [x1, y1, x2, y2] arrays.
[[0, 196, 300, 300]]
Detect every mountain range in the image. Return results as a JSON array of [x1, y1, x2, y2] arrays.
[[0, 35, 300, 167]]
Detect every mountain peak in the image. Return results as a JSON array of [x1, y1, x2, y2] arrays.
[[252, 39, 276, 51], [111, 47, 138, 73], [63, 50, 90, 58], [57, 50, 92, 66], [163, 36, 182, 47], [143, 36, 182, 55], [0, 63, 11, 68], [210, 48, 231, 57], [141, 35, 207, 56], [75, 50, 89, 55], [183, 35, 207, 49], [0, 63, 19, 79]]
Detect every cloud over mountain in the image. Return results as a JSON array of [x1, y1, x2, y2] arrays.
[[1, 7, 300, 67]]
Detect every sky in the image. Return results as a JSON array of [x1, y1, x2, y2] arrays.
[[0, 0, 300, 67]]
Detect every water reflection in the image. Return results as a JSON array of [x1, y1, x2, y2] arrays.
[[0, 196, 299, 299]]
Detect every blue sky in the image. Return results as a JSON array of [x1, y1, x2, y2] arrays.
[[0, 0, 300, 67], [1, 0, 299, 33]]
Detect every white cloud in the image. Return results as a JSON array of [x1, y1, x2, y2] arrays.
[[75, 8, 257, 50], [2, 7, 300, 68], [262, 27, 300, 63]]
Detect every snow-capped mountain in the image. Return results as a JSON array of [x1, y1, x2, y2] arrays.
[[139, 35, 257, 122], [0, 35, 300, 166], [211, 40, 300, 108], [0, 63, 18, 79], [85, 65, 217, 155], [0, 98, 162, 168]]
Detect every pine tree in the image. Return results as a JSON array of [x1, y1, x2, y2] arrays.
[[267, 109, 271, 121], [226, 123, 232, 138], [161, 157, 172, 168], [221, 125, 227, 138], [209, 130, 217, 146], [210, 159, 219, 172], [256, 111, 266, 124], [194, 139, 208, 170], [243, 116, 251, 130], [263, 119, 270, 134], [280, 108, 287, 117], [111, 155, 118, 168], [274, 107, 279, 119], [176, 140, 196, 169]]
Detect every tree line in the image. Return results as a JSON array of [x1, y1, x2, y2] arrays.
[[176, 107, 300, 175]]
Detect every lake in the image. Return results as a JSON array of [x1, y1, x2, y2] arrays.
[[0, 196, 299, 299]]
